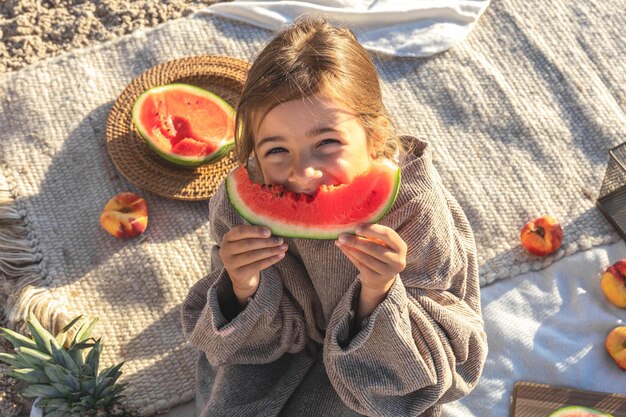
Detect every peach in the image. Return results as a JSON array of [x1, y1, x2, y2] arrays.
[[600, 260, 626, 308], [99, 192, 148, 239], [520, 215, 563, 256], [606, 326, 626, 371]]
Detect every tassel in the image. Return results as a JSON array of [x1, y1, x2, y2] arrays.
[[0, 173, 73, 335]]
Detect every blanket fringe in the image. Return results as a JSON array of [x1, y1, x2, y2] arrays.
[[0, 173, 72, 336]]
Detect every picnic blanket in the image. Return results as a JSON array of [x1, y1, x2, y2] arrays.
[[1, 0, 625, 414], [443, 239, 626, 417]]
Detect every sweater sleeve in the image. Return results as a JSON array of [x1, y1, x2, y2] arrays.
[[181, 182, 307, 366], [323, 163, 488, 416]]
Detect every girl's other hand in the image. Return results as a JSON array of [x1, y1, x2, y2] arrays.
[[219, 225, 288, 305], [335, 224, 407, 295]]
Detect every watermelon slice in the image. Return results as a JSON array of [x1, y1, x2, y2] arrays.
[[132, 83, 235, 167], [226, 160, 400, 239], [547, 406, 613, 417]]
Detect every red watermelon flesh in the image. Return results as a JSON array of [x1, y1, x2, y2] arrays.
[[226, 160, 400, 239], [132, 83, 234, 167]]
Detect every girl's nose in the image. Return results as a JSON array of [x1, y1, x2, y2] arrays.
[[302, 166, 323, 179], [289, 162, 323, 192]]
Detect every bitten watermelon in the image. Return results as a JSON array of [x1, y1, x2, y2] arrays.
[[132, 83, 235, 167], [226, 160, 400, 239], [548, 406, 613, 417]]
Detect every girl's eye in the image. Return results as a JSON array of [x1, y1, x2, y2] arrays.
[[318, 139, 340, 147], [266, 147, 287, 156]]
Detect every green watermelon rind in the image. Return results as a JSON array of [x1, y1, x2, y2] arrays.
[[547, 406, 613, 417], [131, 83, 235, 167], [226, 164, 401, 240]]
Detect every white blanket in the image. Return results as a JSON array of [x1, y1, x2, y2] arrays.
[[443, 240, 626, 416], [204, 0, 491, 57]]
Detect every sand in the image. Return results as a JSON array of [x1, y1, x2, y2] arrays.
[[0, 1, 220, 415], [0, 0, 216, 74]]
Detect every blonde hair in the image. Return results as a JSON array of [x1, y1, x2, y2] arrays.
[[234, 18, 405, 169]]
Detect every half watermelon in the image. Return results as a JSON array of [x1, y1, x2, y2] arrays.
[[226, 160, 400, 239], [547, 406, 613, 417], [132, 83, 235, 167]]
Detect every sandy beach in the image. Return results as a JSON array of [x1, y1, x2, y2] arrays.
[[0, 0, 215, 74]]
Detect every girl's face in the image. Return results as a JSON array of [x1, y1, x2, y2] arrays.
[[253, 93, 376, 194]]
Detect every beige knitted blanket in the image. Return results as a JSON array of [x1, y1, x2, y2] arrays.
[[1, 0, 624, 414]]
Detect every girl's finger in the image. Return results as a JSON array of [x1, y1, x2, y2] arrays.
[[237, 252, 286, 278], [355, 224, 406, 253], [337, 234, 396, 261], [227, 244, 288, 269], [338, 244, 368, 272], [337, 242, 387, 275], [224, 225, 272, 242], [224, 235, 284, 256]]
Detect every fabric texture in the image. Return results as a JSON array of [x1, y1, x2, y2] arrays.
[[443, 239, 626, 417], [0, 0, 624, 414], [182, 138, 487, 416], [204, 0, 491, 57]]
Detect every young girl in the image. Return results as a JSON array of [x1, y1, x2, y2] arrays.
[[182, 18, 487, 417]]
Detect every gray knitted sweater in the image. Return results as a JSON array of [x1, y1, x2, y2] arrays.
[[182, 138, 487, 417]]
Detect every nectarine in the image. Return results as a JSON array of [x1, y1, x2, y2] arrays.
[[520, 215, 563, 256], [600, 260, 626, 308], [100, 192, 148, 239], [606, 326, 626, 371]]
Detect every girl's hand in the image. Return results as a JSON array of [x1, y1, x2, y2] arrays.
[[219, 225, 288, 304], [335, 224, 407, 294]]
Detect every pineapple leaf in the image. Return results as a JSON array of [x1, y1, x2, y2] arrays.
[[41, 409, 70, 417], [84, 339, 101, 377], [50, 343, 80, 375], [49, 381, 77, 397], [55, 331, 67, 348], [22, 383, 66, 398], [71, 317, 99, 346], [97, 362, 124, 384], [110, 383, 126, 396], [35, 396, 68, 410], [109, 394, 127, 404], [28, 311, 60, 355], [93, 377, 115, 400], [77, 394, 96, 408], [69, 340, 96, 351], [43, 364, 80, 391], [68, 348, 85, 370], [16, 346, 53, 368], [60, 315, 82, 334], [78, 374, 96, 394], [9, 368, 50, 384], [0, 351, 31, 369], [0, 327, 37, 350], [56, 316, 82, 349]]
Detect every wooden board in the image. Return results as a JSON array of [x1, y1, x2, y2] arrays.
[[511, 381, 626, 416]]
